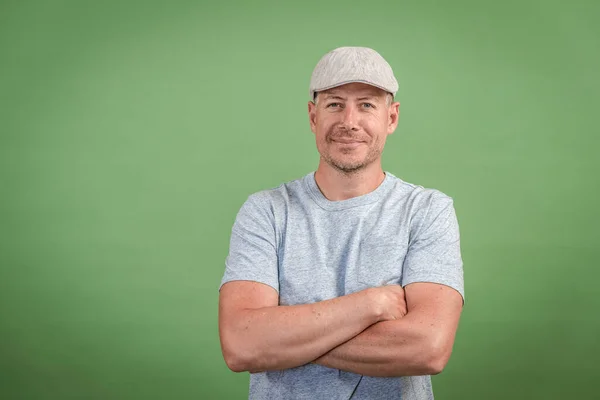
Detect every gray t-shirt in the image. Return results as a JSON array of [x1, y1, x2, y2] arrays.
[[221, 171, 464, 400]]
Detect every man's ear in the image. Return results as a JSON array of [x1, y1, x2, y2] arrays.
[[387, 101, 400, 134], [308, 101, 317, 134]]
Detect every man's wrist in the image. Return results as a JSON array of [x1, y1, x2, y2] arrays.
[[361, 287, 384, 323]]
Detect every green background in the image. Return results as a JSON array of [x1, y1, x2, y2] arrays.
[[1, 0, 599, 398]]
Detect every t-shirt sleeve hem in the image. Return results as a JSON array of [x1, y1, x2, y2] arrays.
[[402, 273, 465, 303], [219, 277, 280, 294]]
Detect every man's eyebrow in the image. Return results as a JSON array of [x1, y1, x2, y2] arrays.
[[323, 94, 346, 100], [357, 95, 381, 101]]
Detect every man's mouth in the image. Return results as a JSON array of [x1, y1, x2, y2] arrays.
[[330, 137, 365, 144]]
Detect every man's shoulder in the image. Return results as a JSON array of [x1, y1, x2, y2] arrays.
[[243, 173, 311, 209], [386, 172, 455, 207]]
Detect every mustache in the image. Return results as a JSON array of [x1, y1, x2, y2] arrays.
[[327, 129, 366, 141]]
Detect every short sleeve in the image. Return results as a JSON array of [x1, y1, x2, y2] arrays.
[[220, 195, 279, 293], [401, 193, 464, 301]]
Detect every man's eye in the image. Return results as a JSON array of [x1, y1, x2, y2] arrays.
[[362, 103, 374, 108], [327, 103, 341, 108]]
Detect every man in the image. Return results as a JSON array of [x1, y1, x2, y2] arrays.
[[218, 46, 464, 400]]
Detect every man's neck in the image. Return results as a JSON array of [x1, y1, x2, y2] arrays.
[[314, 161, 386, 201]]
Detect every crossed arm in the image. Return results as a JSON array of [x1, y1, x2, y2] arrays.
[[218, 280, 463, 377]]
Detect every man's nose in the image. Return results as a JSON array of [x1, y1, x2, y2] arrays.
[[340, 105, 360, 131]]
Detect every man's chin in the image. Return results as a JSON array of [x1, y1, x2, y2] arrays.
[[328, 159, 367, 173]]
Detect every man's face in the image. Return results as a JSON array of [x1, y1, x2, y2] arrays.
[[308, 82, 400, 173]]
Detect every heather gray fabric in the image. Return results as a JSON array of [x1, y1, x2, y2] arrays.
[[309, 47, 399, 100], [221, 171, 464, 400]]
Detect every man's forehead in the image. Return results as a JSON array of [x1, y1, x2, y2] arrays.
[[322, 83, 388, 98]]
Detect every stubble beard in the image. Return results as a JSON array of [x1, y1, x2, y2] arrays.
[[321, 136, 382, 174]]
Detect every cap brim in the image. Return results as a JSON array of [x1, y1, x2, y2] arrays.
[[311, 79, 395, 100]]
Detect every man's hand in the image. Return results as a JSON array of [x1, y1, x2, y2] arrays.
[[368, 285, 407, 321]]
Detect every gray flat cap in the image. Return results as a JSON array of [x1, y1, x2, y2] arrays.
[[309, 46, 399, 100]]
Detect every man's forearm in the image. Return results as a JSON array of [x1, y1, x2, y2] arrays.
[[314, 313, 453, 377], [221, 289, 383, 373]]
